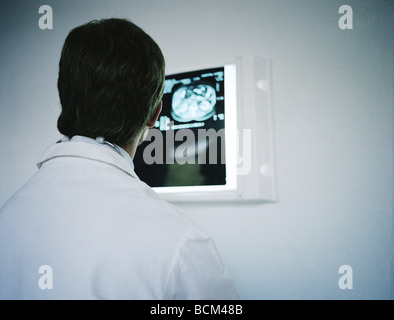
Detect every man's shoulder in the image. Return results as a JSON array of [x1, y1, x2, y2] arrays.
[[121, 193, 197, 236]]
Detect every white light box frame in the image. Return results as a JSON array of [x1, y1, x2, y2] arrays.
[[152, 55, 278, 203]]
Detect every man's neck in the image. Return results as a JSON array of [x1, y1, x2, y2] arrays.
[[124, 143, 138, 160]]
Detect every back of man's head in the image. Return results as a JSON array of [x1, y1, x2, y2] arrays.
[[57, 18, 165, 148]]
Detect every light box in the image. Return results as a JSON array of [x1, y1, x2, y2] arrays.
[[133, 55, 278, 203]]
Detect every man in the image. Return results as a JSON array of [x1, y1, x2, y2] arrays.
[[0, 18, 238, 299]]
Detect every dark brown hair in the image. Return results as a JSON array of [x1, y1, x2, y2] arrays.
[[57, 18, 165, 147]]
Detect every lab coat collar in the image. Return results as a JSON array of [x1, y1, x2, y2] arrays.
[[37, 137, 140, 180]]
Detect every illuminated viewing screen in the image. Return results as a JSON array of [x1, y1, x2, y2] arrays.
[[133, 65, 237, 193]]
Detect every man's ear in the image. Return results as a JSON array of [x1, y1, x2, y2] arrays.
[[146, 101, 162, 128]]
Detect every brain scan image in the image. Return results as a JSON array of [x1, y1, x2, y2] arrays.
[[171, 83, 217, 122]]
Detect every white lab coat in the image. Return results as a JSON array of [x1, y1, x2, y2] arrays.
[[0, 137, 238, 300]]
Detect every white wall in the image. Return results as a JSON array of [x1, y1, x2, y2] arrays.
[[0, 0, 392, 299]]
